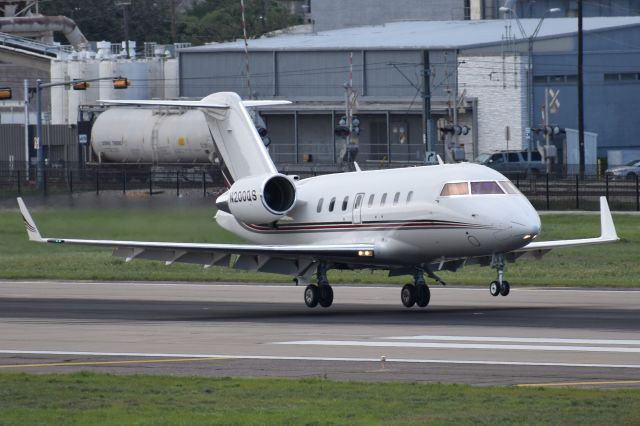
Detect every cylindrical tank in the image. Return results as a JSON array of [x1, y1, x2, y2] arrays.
[[50, 60, 68, 124], [67, 60, 99, 124], [91, 108, 216, 164], [99, 60, 149, 101], [163, 58, 179, 99]]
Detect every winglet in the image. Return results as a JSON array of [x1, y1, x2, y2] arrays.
[[16, 197, 44, 242], [599, 196, 619, 241]]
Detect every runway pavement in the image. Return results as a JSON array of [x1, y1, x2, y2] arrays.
[[0, 280, 639, 388]]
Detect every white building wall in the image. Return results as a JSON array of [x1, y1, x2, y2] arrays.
[[458, 55, 528, 157]]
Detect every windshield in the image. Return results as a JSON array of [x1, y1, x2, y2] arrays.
[[625, 160, 640, 166]]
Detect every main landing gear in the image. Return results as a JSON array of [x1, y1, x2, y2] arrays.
[[401, 269, 431, 308], [489, 253, 510, 297], [304, 262, 334, 308]]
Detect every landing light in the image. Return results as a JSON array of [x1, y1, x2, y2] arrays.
[[358, 250, 374, 257], [523, 235, 532, 240]]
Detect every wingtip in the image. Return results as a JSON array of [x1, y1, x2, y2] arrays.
[[16, 197, 44, 242], [599, 196, 619, 241]]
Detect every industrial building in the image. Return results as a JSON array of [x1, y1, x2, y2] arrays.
[[179, 16, 640, 170]]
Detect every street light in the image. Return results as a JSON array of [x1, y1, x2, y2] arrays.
[[499, 6, 560, 163], [35, 76, 128, 190]]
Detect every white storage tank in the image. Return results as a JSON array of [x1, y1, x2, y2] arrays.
[[91, 108, 215, 164], [67, 60, 99, 124], [50, 60, 68, 125], [99, 60, 149, 101]]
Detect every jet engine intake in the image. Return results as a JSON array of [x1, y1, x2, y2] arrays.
[[220, 173, 296, 224]]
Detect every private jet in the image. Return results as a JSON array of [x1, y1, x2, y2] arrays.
[[18, 92, 619, 309]]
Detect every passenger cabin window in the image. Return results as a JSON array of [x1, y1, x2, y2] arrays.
[[440, 182, 469, 196], [354, 195, 363, 209], [381, 193, 387, 206], [316, 198, 324, 213], [406, 191, 413, 203], [342, 196, 349, 211], [470, 181, 505, 195], [393, 192, 400, 206], [368, 194, 375, 207], [329, 197, 336, 212]]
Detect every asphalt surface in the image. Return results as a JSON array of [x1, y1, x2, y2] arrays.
[[1, 280, 639, 388]]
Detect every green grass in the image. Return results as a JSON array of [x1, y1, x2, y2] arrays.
[[0, 372, 639, 425], [0, 205, 639, 286]]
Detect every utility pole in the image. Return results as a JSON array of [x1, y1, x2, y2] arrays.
[[578, 0, 585, 176], [423, 50, 433, 158]]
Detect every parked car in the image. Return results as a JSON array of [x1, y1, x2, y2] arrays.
[[474, 150, 544, 176], [605, 159, 640, 180]]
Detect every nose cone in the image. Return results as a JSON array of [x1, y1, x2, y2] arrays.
[[492, 197, 541, 247]]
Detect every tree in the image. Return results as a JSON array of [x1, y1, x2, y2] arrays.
[[179, 0, 301, 44]]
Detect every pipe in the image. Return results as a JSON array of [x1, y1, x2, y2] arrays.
[[0, 16, 88, 49]]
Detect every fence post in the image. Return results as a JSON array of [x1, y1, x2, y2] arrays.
[[16, 170, 21, 195], [122, 170, 126, 194], [176, 170, 180, 197], [636, 175, 640, 211], [149, 171, 153, 196], [202, 171, 206, 197], [43, 168, 47, 195], [96, 170, 100, 195], [546, 173, 550, 210], [69, 170, 73, 194], [605, 173, 609, 201], [575, 174, 579, 210]]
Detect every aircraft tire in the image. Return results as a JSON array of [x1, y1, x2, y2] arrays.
[[319, 285, 334, 308], [401, 284, 416, 308], [304, 284, 319, 308], [416, 285, 430, 307], [499, 281, 510, 296], [489, 281, 501, 297]]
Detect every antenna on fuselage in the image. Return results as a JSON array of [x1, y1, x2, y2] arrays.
[[437, 155, 445, 165], [353, 162, 362, 172]]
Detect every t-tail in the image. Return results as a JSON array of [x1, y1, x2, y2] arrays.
[[99, 92, 298, 222]]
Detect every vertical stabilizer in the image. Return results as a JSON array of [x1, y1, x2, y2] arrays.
[[201, 92, 277, 182]]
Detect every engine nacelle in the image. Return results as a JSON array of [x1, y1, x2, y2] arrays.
[[218, 174, 297, 224]]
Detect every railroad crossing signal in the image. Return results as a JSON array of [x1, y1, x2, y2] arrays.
[[548, 89, 560, 113]]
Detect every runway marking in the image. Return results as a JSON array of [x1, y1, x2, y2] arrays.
[[0, 357, 226, 369], [1, 350, 639, 369], [275, 340, 640, 353], [1, 280, 639, 294], [518, 380, 640, 387], [384, 336, 640, 345]]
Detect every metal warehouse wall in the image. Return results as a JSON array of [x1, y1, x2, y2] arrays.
[[310, 0, 466, 31], [531, 26, 640, 155], [180, 49, 456, 101], [0, 124, 79, 167]]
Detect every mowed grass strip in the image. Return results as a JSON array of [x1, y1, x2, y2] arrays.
[[0, 206, 638, 286], [0, 372, 639, 425]]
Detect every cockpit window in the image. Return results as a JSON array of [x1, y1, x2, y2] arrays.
[[440, 182, 469, 196], [470, 181, 505, 195], [499, 180, 522, 195]]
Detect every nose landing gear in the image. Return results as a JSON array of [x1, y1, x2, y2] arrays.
[[490, 253, 510, 297]]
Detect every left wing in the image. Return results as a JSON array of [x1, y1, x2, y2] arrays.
[[17, 198, 374, 278]]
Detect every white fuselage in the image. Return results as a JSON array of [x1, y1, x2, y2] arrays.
[[216, 163, 541, 267]]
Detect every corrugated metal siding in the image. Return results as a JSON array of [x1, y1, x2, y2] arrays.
[[277, 51, 363, 98], [0, 124, 78, 166], [0, 124, 26, 163], [365, 50, 421, 97], [180, 51, 274, 98]]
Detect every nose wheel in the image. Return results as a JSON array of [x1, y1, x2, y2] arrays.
[[490, 254, 511, 297]]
